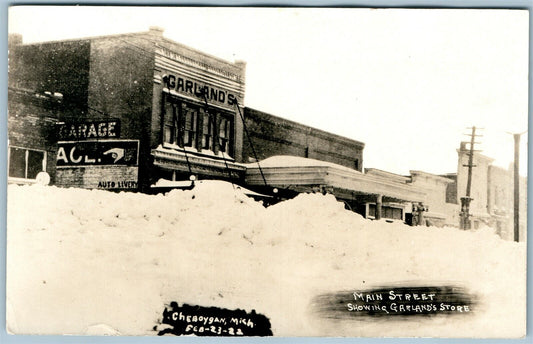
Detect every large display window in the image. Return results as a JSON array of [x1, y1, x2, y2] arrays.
[[162, 95, 234, 158]]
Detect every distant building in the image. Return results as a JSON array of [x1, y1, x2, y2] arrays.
[[408, 170, 458, 227], [436, 142, 527, 240], [487, 164, 527, 241]]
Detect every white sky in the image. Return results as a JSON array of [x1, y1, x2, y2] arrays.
[[8, 6, 529, 175]]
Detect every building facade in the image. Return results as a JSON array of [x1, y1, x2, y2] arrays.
[[9, 28, 248, 192], [242, 108, 364, 171]]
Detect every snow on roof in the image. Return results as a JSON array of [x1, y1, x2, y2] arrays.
[[244, 155, 361, 174]]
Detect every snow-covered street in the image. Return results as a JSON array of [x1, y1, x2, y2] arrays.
[[6, 183, 526, 337]]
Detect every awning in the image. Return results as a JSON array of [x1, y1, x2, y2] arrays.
[[244, 156, 426, 202], [151, 145, 246, 178]]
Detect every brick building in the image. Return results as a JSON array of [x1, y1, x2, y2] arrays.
[[9, 27, 247, 191], [242, 108, 364, 171]]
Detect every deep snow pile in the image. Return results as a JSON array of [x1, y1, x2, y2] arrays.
[[6, 183, 527, 337]]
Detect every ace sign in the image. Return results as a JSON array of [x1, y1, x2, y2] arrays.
[[56, 140, 139, 167]]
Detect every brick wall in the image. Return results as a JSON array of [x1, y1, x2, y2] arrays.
[[242, 108, 364, 171], [9, 40, 91, 112], [8, 93, 60, 184], [55, 166, 139, 189], [87, 35, 155, 191]]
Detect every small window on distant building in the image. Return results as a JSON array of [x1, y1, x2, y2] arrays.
[[354, 159, 359, 170], [9, 147, 46, 180]]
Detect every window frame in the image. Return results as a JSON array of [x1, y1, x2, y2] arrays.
[[217, 114, 233, 155], [8, 145, 47, 183], [161, 95, 235, 159]]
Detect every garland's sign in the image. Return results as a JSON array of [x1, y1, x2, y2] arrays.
[[162, 74, 240, 108], [57, 120, 121, 140], [56, 140, 139, 167]]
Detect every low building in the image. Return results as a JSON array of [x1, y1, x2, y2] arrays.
[[408, 170, 459, 227]]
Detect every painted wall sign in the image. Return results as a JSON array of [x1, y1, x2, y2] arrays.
[[56, 140, 139, 167], [55, 165, 139, 190], [157, 302, 273, 337], [57, 120, 121, 140]]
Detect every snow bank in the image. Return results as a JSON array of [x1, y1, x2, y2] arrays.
[[6, 184, 526, 337]]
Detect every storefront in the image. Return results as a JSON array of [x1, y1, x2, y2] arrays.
[[8, 28, 248, 192], [244, 156, 427, 221], [150, 43, 247, 185]]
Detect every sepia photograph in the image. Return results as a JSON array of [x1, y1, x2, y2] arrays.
[[5, 5, 529, 338]]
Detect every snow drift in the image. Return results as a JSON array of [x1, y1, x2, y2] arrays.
[[6, 183, 526, 337]]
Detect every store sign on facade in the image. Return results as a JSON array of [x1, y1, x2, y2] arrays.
[[56, 140, 139, 167], [57, 120, 121, 140], [162, 74, 239, 107]]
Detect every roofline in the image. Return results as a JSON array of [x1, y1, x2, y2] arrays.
[[409, 170, 455, 183], [13, 28, 243, 68], [364, 168, 411, 182], [13, 30, 151, 47], [244, 106, 365, 148], [457, 148, 495, 163], [158, 36, 243, 67]]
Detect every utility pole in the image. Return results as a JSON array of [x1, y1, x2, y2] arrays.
[[509, 131, 527, 242], [460, 126, 482, 230]]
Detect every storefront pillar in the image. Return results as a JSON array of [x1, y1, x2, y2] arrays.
[[375, 194, 383, 220]]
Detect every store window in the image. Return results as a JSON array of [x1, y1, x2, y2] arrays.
[[218, 116, 231, 153], [162, 97, 234, 157], [202, 112, 214, 150], [164, 102, 177, 145], [183, 107, 197, 147], [9, 146, 46, 180]]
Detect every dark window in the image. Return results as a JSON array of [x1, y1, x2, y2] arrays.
[[164, 102, 177, 144], [183, 109, 197, 147], [9, 147, 26, 178], [27, 150, 45, 179], [162, 97, 234, 157], [202, 112, 214, 150], [368, 204, 376, 217], [218, 116, 231, 153], [9, 147, 45, 179], [354, 159, 359, 170], [164, 125, 175, 144]]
